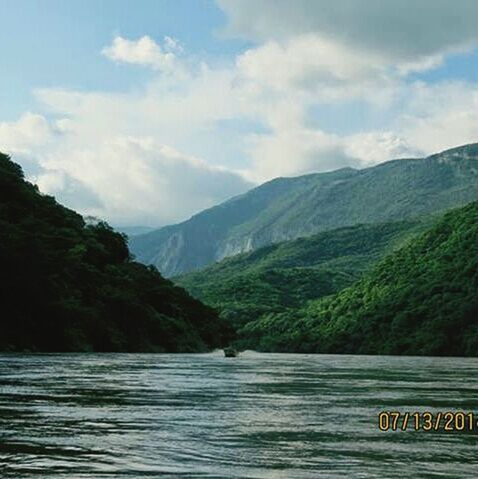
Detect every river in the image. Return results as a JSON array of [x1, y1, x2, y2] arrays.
[[1, 352, 477, 478]]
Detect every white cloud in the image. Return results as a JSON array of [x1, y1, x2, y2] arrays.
[[0, 113, 53, 154], [397, 82, 478, 154], [35, 169, 66, 192], [31, 169, 103, 211], [344, 132, 422, 166], [34, 65, 240, 148], [396, 55, 444, 76], [33, 135, 251, 226], [247, 127, 349, 181], [246, 122, 423, 183], [235, 34, 395, 103], [101, 35, 182, 74]]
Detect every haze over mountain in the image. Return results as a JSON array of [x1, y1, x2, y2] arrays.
[[131, 144, 478, 276], [115, 226, 156, 238]]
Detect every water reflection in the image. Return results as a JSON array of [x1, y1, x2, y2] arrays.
[[1, 352, 477, 478]]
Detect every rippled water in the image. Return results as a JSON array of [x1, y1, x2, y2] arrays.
[[1, 352, 477, 478]]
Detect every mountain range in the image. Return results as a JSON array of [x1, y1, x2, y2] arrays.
[[1, 143, 478, 355], [131, 144, 478, 277]]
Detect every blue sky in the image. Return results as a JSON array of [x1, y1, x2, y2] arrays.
[[1, 0, 478, 226]]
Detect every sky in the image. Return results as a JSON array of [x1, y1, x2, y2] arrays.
[[1, 1, 478, 226]]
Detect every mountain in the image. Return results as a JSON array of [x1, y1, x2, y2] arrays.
[[0, 153, 231, 352], [176, 219, 427, 329], [131, 144, 478, 277], [240, 201, 478, 356]]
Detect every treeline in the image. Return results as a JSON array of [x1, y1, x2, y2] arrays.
[[0, 153, 232, 352]]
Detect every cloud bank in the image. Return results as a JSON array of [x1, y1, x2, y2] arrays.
[[218, 0, 478, 60]]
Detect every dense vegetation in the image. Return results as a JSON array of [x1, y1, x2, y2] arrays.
[[176, 220, 426, 329], [239, 202, 478, 356], [0, 153, 231, 352], [4, 144, 478, 356], [132, 143, 478, 276]]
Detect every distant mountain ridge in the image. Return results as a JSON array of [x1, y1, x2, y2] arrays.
[[130, 143, 478, 276]]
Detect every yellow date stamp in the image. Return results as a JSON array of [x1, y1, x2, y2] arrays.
[[378, 411, 478, 432]]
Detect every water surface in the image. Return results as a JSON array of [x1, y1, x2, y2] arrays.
[[1, 352, 477, 478]]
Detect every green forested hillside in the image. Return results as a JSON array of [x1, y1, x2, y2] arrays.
[[0, 153, 231, 352], [176, 220, 425, 329], [132, 143, 478, 276], [240, 202, 478, 356]]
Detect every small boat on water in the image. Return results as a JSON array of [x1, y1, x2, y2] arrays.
[[223, 347, 239, 357]]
